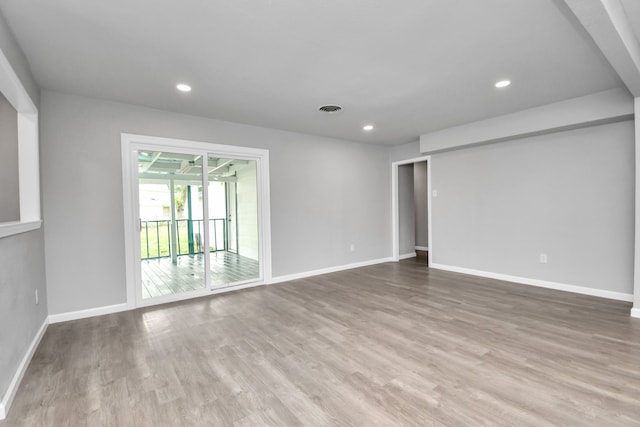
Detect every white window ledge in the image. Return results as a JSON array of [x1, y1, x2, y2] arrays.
[[0, 220, 42, 239]]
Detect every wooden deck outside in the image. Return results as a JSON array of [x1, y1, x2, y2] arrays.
[[141, 251, 259, 299]]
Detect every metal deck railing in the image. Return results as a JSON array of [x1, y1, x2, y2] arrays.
[[140, 218, 227, 260]]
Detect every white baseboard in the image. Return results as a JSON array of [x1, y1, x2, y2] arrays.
[[430, 263, 634, 302], [631, 307, 640, 318], [1, 317, 48, 420], [49, 257, 395, 321], [48, 258, 395, 325], [48, 302, 130, 324], [399, 252, 417, 260], [270, 257, 394, 284], [415, 246, 429, 251]]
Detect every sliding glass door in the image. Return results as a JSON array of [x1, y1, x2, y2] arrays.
[[207, 156, 260, 289], [122, 134, 270, 308], [138, 150, 206, 300]]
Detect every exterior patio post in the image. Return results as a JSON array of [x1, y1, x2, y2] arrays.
[[169, 177, 178, 265]]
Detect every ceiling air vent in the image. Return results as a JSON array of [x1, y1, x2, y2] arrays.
[[318, 105, 343, 113]]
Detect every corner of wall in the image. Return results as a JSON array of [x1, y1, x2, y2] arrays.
[[0, 317, 48, 421]]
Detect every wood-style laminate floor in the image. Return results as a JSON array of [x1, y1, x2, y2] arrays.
[[141, 252, 260, 299], [3, 259, 640, 426]]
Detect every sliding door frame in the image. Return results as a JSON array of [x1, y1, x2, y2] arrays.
[[121, 133, 272, 309]]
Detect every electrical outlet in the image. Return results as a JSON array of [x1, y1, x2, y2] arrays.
[[35, 289, 39, 305], [350, 243, 355, 252], [539, 253, 548, 264], [432, 190, 438, 197]]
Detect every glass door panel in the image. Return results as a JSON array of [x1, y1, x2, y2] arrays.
[[207, 156, 260, 288], [138, 150, 206, 300]]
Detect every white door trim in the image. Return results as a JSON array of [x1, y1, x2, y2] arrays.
[[391, 155, 432, 266], [121, 133, 272, 308]]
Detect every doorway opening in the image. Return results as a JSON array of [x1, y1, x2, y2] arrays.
[[391, 156, 432, 265], [122, 134, 271, 308]]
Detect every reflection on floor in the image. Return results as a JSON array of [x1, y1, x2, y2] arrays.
[[141, 251, 260, 299]]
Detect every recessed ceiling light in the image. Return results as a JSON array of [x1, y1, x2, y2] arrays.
[[495, 80, 511, 88], [176, 83, 192, 92], [363, 124, 374, 131]]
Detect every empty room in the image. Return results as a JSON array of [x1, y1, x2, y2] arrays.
[[1, 0, 640, 425]]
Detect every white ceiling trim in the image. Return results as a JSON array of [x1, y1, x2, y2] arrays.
[[563, 0, 640, 96]]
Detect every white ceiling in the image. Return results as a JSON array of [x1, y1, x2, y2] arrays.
[[0, 0, 632, 145]]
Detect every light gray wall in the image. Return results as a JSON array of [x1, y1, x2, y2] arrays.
[[40, 91, 391, 315], [0, 91, 19, 222], [0, 10, 46, 408], [431, 121, 635, 294], [389, 139, 421, 163], [413, 161, 428, 248], [398, 164, 415, 255], [420, 88, 633, 153], [0, 229, 48, 398]]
